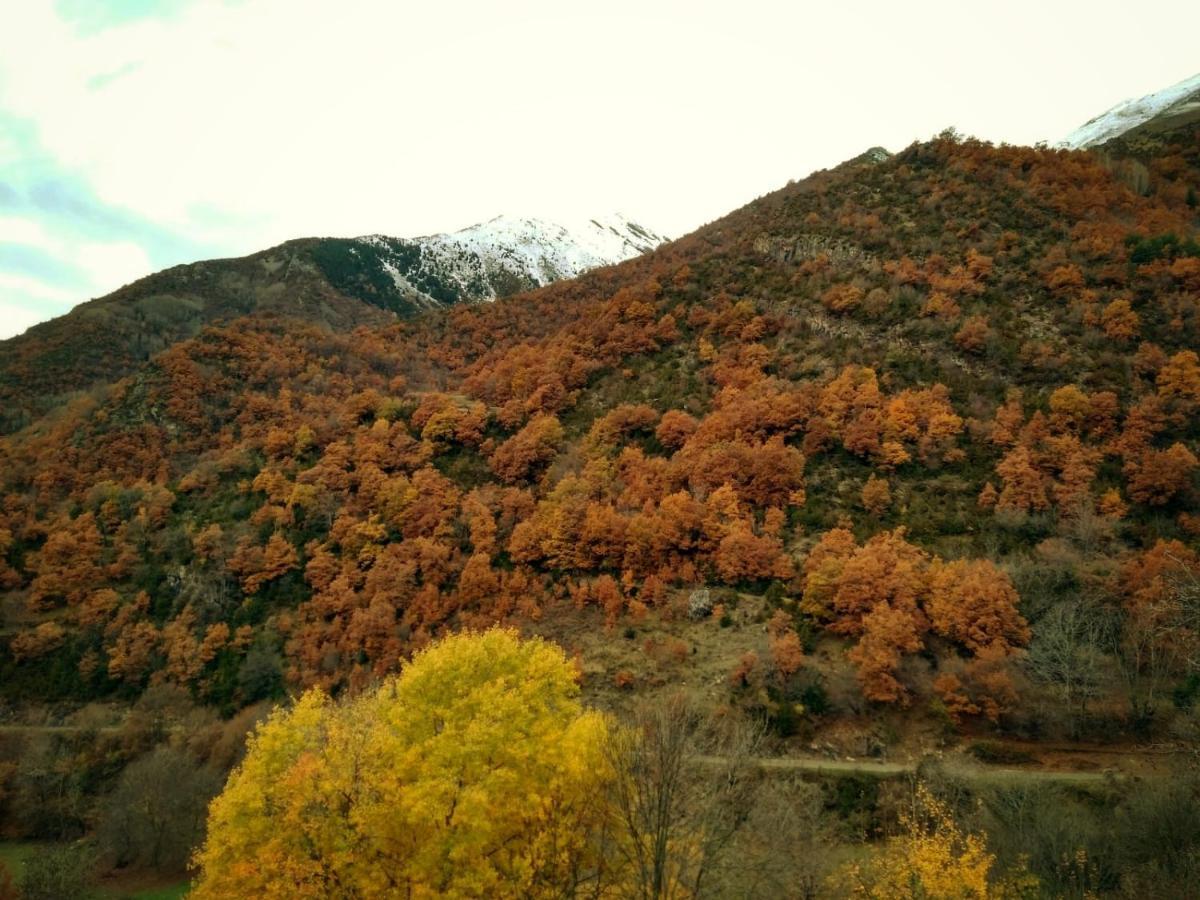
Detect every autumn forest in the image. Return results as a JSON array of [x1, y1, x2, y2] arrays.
[[1, 114, 1200, 898]]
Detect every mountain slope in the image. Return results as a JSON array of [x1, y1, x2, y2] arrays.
[[1062, 71, 1200, 148], [2, 128, 1199, 733], [0, 215, 666, 432]]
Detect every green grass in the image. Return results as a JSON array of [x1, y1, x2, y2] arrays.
[[0, 840, 47, 879]]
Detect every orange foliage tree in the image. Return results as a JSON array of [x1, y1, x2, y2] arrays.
[[802, 529, 1028, 704], [489, 414, 565, 483]]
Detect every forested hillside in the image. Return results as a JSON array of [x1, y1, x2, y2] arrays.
[[2, 116, 1200, 897], [3, 125, 1200, 718], [2, 118, 1200, 897]]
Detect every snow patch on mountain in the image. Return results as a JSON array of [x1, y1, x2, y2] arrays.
[[1061, 72, 1200, 149], [354, 214, 667, 309], [440, 214, 664, 283]]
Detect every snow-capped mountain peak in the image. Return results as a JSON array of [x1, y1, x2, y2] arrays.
[[1061, 71, 1200, 149], [346, 214, 668, 313], [427, 213, 667, 291]]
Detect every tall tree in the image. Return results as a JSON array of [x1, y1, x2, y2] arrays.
[[192, 629, 614, 899]]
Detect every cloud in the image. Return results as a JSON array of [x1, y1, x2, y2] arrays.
[[75, 241, 154, 294], [0, 107, 214, 335], [0, 211, 155, 338], [0, 299, 51, 339], [54, 0, 194, 36], [0, 272, 77, 305], [0, 240, 88, 289]]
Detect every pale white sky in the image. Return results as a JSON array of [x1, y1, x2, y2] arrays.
[[1, 0, 1197, 338]]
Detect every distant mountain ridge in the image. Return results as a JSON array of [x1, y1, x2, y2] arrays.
[[0, 214, 667, 432]]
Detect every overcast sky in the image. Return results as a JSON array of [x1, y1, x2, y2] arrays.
[[1, 0, 1197, 338]]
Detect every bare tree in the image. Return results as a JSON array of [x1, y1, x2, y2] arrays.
[[1116, 601, 1182, 724], [1113, 558, 1200, 724], [707, 778, 831, 899], [97, 746, 222, 873], [1026, 601, 1109, 738], [1163, 556, 1200, 674], [9, 734, 89, 840], [602, 694, 764, 899]]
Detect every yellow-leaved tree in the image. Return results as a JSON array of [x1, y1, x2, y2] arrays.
[[835, 783, 1038, 899], [191, 628, 614, 899]]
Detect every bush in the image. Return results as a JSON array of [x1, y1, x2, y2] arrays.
[[1173, 672, 1200, 709], [799, 680, 831, 716], [823, 774, 883, 839], [1125, 232, 1200, 264], [768, 699, 801, 737], [19, 844, 94, 900], [236, 646, 284, 704], [966, 740, 1035, 765], [96, 747, 222, 873]]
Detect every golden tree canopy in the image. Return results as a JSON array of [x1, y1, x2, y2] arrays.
[[192, 628, 613, 899], [835, 784, 1038, 898]]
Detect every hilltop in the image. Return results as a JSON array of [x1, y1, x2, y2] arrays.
[[0, 214, 665, 433]]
